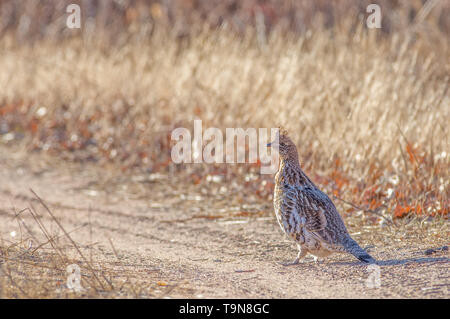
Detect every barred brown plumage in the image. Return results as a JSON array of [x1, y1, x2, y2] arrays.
[[268, 129, 376, 265]]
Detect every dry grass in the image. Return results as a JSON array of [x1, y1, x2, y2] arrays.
[[1, 20, 448, 218], [0, 191, 175, 298]]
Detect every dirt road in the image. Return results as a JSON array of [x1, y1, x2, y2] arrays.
[[0, 146, 448, 298]]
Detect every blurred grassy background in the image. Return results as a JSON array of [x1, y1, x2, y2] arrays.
[[0, 0, 448, 218], [0, 0, 449, 40]]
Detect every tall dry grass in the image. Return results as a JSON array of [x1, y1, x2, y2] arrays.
[[0, 5, 448, 218], [0, 191, 165, 298]]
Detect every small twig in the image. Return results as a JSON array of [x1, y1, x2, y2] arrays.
[[30, 225, 86, 255], [106, 237, 140, 292], [30, 189, 105, 291], [12, 207, 40, 244], [28, 204, 66, 265]]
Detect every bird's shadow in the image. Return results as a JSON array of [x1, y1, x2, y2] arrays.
[[330, 256, 449, 266]]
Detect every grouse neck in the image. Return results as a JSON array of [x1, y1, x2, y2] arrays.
[[277, 156, 315, 188]]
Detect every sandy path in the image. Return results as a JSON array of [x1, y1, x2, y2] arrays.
[[0, 147, 448, 298]]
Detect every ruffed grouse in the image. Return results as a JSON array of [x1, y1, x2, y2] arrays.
[[267, 129, 376, 265]]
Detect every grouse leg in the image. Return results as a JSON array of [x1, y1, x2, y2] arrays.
[[281, 245, 307, 266]]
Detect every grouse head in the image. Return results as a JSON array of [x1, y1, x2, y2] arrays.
[[267, 128, 298, 160]]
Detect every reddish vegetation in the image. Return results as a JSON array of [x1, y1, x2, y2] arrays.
[[2, 99, 448, 220]]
